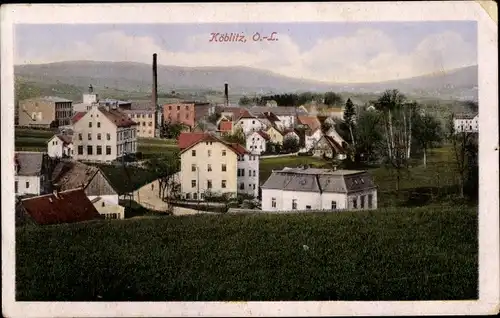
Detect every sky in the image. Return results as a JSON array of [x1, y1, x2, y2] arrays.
[[14, 22, 477, 83]]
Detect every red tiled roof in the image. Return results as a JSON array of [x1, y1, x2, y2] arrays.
[[298, 116, 321, 132], [179, 133, 249, 156], [72, 111, 86, 124], [20, 188, 102, 225], [99, 107, 137, 128], [236, 110, 255, 120], [177, 132, 211, 150], [256, 130, 270, 140]]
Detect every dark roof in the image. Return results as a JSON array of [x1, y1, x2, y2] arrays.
[[454, 112, 478, 120], [51, 134, 72, 145], [256, 111, 281, 123], [261, 168, 375, 193], [256, 130, 271, 140], [323, 135, 346, 153], [32, 96, 72, 103], [130, 100, 155, 110], [98, 107, 137, 128], [250, 106, 306, 116], [15, 152, 45, 176], [19, 188, 102, 225], [51, 161, 100, 190]]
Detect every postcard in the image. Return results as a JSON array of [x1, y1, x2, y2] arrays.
[[1, 2, 499, 317]]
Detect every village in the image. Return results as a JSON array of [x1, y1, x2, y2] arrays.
[[14, 53, 480, 225]]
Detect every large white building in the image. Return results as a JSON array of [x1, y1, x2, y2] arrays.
[[14, 152, 50, 196], [178, 132, 259, 200], [261, 167, 377, 212], [72, 104, 138, 162], [454, 112, 478, 133]]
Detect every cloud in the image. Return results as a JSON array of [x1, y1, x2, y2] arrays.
[[15, 28, 476, 83]]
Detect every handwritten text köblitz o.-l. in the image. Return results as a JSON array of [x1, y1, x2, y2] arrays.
[[209, 32, 279, 43]]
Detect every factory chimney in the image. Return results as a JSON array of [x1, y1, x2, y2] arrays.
[[224, 82, 229, 107], [152, 53, 158, 109]]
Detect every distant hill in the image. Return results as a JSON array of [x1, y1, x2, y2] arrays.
[[14, 61, 478, 101]]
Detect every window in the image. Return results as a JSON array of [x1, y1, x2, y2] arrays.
[[193, 193, 198, 200], [200, 193, 204, 200], [102, 202, 105, 207], [186, 193, 191, 200], [14, 181, 18, 193], [252, 184, 256, 190], [88, 133, 92, 141], [97, 133, 101, 140], [222, 150, 226, 156], [331, 201, 337, 210], [353, 198, 358, 209], [78, 145, 83, 155], [25, 181, 30, 188], [192, 150, 196, 157], [248, 169, 251, 176], [185, 113, 189, 119], [177, 106, 180, 111], [252, 120, 255, 124], [292, 199, 297, 210], [106, 133, 111, 141], [191, 180, 196, 188], [360, 195, 366, 209], [149, 122, 152, 126], [97, 122, 101, 128], [207, 164, 212, 172], [237, 169, 241, 177], [208, 150, 211, 157], [78, 133, 82, 140], [241, 169, 245, 177], [368, 194, 373, 208], [207, 180, 212, 189], [168, 106, 172, 110], [106, 146, 112, 155], [87, 145, 93, 155], [96, 146, 102, 155], [142, 122, 146, 126], [191, 164, 196, 172], [148, 113, 153, 118], [239, 183, 244, 190], [221, 180, 227, 188], [89, 122, 92, 128], [271, 198, 276, 208], [222, 164, 227, 172], [306, 205, 312, 210]]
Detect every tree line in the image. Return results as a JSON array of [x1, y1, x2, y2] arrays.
[[239, 92, 345, 107]]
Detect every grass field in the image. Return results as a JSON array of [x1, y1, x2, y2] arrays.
[[16, 205, 478, 301]]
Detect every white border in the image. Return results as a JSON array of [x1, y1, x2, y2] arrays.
[[2, 2, 499, 317]]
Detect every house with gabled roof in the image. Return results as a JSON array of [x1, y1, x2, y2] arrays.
[[453, 112, 479, 133], [297, 116, 323, 151], [72, 104, 138, 162], [246, 130, 270, 155], [47, 134, 74, 158], [179, 132, 259, 199], [16, 188, 102, 226], [312, 135, 347, 160], [234, 109, 265, 134], [15, 151, 51, 196], [261, 167, 377, 212]]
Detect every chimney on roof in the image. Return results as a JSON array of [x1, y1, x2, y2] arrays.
[[224, 82, 229, 107]]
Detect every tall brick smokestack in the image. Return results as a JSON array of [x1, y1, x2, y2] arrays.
[[224, 82, 229, 107], [152, 53, 158, 108]]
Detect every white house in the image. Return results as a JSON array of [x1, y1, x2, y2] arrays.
[[237, 152, 260, 198], [91, 196, 125, 220], [246, 131, 270, 155], [14, 152, 50, 196], [454, 112, 478, 133], [304, 128, 323, 151], [47, 134, 74, 158], [72, 104, 138, 162], [261, 167, 377, 212], [250, 106, 306, 129], [235, 110, 264, 134]]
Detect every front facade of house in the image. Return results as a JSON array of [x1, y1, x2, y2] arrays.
[[261, 168, 377, 212], [124, 109, 156, 138], [180, 136, 239, 200], [91, 197, 125, 220], [312, 135, 346, 160], [454, 113, 479, 133], [236, 153, 260, 198], [14, 152, 50, 196], [47, 135, 74, 158], [305, 129, 323, 151], [246, 131, 269, 154], [266, 126, 284, 144], [72, 105, 138, 162], [235, 114, 264, 135]]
